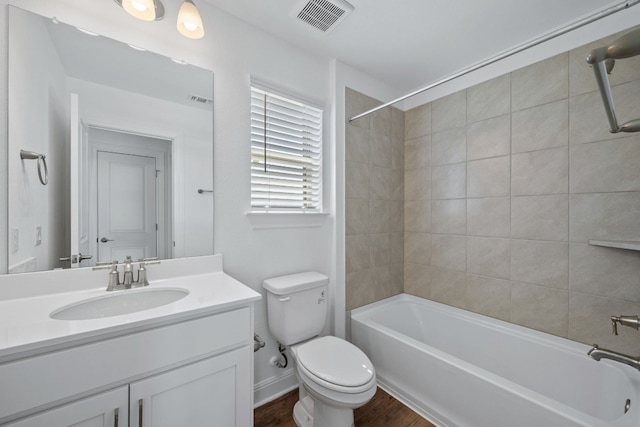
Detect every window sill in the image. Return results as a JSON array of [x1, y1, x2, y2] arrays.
[[246, 212, 330, 229]]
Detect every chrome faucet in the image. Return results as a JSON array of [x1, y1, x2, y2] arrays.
[[93, 257, 160, 291], [588, 345, 640, 371]]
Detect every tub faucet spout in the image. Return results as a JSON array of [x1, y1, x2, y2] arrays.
[[588, 344, 640, 371]]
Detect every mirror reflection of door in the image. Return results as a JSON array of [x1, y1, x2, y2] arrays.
[[88, 127, 172, 265], [97, 151, 157, 263]]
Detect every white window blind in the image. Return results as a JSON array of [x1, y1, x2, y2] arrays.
[[250, 86, 323, 212]]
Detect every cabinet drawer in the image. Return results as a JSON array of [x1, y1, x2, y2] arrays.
[[0, 307, 250, 422]]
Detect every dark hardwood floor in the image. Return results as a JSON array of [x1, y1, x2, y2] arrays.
[[254, 387, 435, 427]]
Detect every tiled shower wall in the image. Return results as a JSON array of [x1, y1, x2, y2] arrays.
[[345, 88, 405, 310], [346, 31, 640, 354], [403, 32, 640, 354]]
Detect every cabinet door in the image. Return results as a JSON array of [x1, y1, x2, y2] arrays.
[[4, 386, 128, 427], [130, 347, 251, 427]]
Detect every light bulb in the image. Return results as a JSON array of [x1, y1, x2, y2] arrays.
[[177, 0, 204, 39], [122, 0, 156, 21]]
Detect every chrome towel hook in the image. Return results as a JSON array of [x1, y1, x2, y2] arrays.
[[20, 150, 49, 185]]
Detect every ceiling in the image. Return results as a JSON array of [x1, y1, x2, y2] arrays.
[[202, 0, 625, 92]]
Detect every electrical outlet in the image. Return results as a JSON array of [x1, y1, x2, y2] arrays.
[[10, 228, 19, 253], [35, 226, 42, 246]]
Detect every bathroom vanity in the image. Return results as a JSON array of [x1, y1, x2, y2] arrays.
[[0, 255, 260, 426]]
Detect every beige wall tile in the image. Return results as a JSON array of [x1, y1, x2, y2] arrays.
[[346, 198, 369, 235], [371, 133, 391, 168], [511, 283, 568, 337], [511, 239, 568, 288], [370, 200, 392, 233], [390, 233, 404, 265], [431, 234, 466, 272], [390, 170, 404, 201], [370, 166, 392, 200], [390, 200, 404, 233], [432, 128, 466, 166], [345, 161, 370, 199], [467, 197, 510, 237], [432, 199, 466, 235], [404, 263, 432, 299], [512, 53, 568, 111], [346, 234, 370, 273], [391, 107, 405, 142], [511, 147, 569, 196], [512, 100, 569, 153], [405, 168, 431, 201], [405, 103, 431, 139], [569, 293, 640, 354], [371, 106, 392, 137], [405, 135, 431, 170], [467, 236, 510, 279], [432, 90, 466, 133], [467, 74, 510, 123], [466, 115, 511, 161], [570, 243, 640, 302], [467, 156, 510, 198], [570, 192, 640, 243], [405, 200, 431, 233], [391, 135, 405, 172], [370, 233, 391, 267], [465, 275, 511, 321], [346, 269, 373, 311], [345, 87, 376, 129], [570, 80, 640, 145], [430, 268, 467, 309], [570, 136, 640, 193], [404, 232, 431, 266], [346, 124, 369, 163], [432, 163, 466, 199], [511, 195, 568, 241]]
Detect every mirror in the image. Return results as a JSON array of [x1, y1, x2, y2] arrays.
[[7, 6, 214, 273]]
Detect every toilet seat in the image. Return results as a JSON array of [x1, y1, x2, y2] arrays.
[[295, 336, 376, 394]]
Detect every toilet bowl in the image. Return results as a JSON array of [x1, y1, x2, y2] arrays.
[[290, 336, 377, 427], [263, 272, 377, 427]]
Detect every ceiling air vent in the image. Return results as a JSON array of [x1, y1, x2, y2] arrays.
[[293, 0, 354, 33], [188, 94, 213, 105]]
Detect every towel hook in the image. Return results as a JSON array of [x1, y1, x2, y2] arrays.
[[20, 150, 49, 185]]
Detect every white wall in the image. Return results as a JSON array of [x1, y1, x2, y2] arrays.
[[7, 7, 68, 272], [0, 0, 336, 405]]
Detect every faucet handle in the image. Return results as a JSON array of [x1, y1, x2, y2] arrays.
[[611, 315, 639, 335]]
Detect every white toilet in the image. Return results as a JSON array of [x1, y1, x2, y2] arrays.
[[263, 272, 377, 427]]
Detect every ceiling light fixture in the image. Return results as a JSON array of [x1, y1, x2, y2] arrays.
[[113, 0, 165, 22], [177, 0, 205, 39]]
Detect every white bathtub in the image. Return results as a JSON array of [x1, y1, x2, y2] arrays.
[[350, 294, 640, 427]]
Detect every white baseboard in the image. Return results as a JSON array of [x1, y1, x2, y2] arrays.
[[254, 368, 298, 408]]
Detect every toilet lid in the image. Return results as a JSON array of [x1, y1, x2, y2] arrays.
[[296, 336, 375, 388]]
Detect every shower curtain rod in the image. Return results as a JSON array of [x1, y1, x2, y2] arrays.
[[348, 0, 640, 122]]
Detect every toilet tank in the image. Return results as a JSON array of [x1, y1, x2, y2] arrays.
[[263, 272, 328, 345]]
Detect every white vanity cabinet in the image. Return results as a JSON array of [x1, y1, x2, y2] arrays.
[[4, 387, 128, 427], [0, 306, 255, 427]]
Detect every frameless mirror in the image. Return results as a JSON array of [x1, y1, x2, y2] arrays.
[[7, 6, 214, 273]]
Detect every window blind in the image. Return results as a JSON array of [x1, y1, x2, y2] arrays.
[[250, 86, 323, 212]]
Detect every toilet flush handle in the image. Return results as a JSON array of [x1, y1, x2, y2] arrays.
[[278, 296, 290, 302]]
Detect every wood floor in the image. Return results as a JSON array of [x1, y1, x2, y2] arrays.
[[254, 387, 435, 427]]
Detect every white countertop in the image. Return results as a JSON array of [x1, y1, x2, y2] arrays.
[[0, 256, 261, 363]]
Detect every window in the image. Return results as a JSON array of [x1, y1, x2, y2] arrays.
[[250, 85, 323, 213]]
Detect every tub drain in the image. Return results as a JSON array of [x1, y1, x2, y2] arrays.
[[625, 399, 631, 414]]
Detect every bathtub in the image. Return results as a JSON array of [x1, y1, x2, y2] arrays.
[[350, 294, 640, 427]]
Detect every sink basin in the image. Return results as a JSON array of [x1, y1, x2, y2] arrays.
[[50, 288, 189, 320]]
